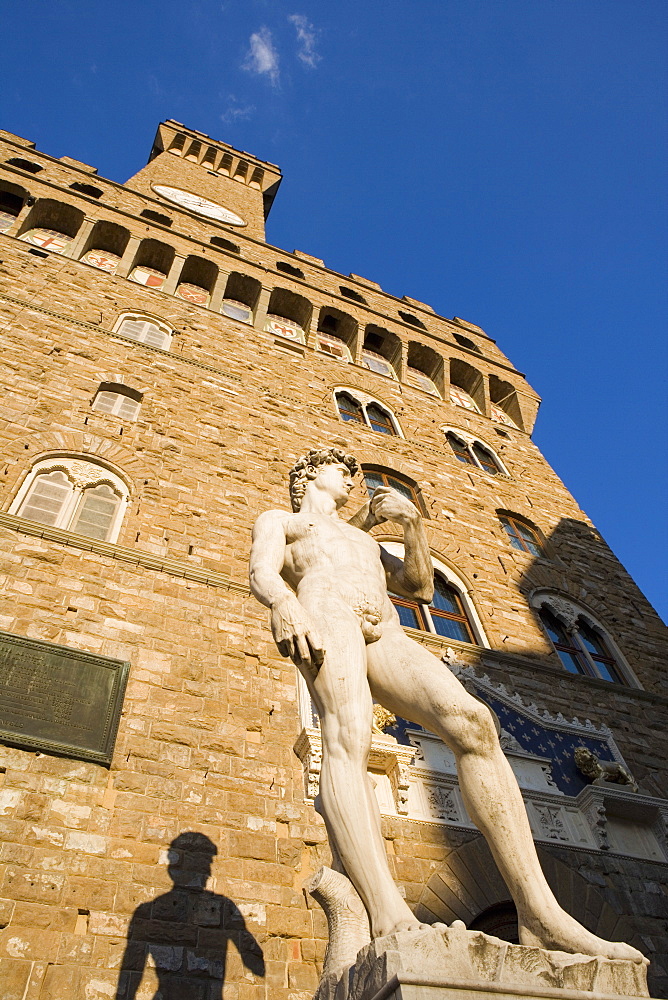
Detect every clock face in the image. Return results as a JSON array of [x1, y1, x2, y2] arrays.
[[152, 185, 247, 226]]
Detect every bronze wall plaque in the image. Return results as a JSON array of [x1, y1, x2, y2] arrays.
[[0, 630, 129, 765]]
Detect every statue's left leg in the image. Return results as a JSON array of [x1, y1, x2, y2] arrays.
[[367, 627, 647, 964]]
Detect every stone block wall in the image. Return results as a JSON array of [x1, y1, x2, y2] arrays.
[[0, 125, 666, 998]]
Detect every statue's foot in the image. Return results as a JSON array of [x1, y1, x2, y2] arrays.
[[373, 918, 448, 937], [372, 916, 422, 936], [519, 912, 648, 965]]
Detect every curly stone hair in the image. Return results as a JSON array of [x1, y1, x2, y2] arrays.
[[288, 447, 359, 512]]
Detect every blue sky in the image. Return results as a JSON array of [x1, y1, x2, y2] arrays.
[[2, 1, 666, 619]]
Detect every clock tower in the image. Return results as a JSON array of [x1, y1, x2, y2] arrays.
[[124, 120, 282, 242]]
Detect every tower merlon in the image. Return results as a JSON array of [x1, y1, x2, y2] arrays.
[[148, 120, 282, 217]]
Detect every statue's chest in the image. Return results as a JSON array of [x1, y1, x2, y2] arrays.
[[287, 516, 376, 555]]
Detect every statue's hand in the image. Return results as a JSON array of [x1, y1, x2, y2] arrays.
[[270, 594, 325, 676], [370, 487, 420, 526]]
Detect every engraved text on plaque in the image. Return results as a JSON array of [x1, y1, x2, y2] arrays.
[[0, 630, 129, 764]]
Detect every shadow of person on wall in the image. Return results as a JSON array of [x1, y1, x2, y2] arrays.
[[115, 831, 265, 999]]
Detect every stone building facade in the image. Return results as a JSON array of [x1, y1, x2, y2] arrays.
[[0, 120, 666, 999]]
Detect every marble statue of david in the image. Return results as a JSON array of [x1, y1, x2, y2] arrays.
[[249, 447, 644, 964]]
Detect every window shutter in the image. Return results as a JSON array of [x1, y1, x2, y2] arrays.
[[92, 390, 118, 414], [119, 318, 168, 349], [71, 484, 119, 540], [19, 471, 72, 526], [117, 395, 140, 420]]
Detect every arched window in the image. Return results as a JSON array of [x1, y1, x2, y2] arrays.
[[452, 332, 482, 354], [362, 468, 424, 512], [276, 260, 304, 279], [499, 514, 542, 556], [406, 342, 443, 397], [140, 209, 172, 227], [128, 239, 175, 290], [176, 255, 217, 306], [336, 393, 364, 423], [340, 285, 366, 304], [398, 310, 426, 330], [222, 272, 260, 324], [70, 182, 103, 199], [489, 375, 522, 429], [70, 484, 121, 539], [381, 543, 485, 646], [317, 309, 356, 362], [210, 235, 240, 254], [472, 443, 499, 474], [445, 432, 504, 476], [10, 457, 129, 543], [114, 314, 173, 350], [0, 182, 28, 233], [534, 598, 631, 685], [18, 199, 84, 255], [92, 384, 142, 421], [391, 574, 475, 643], [361, 326, 401, 380], [334, 390, 399, 436], [265, 287, 311, 344], [366, 404, 395, 435], [79, 220, 130, 274], [392, 574, 477, 643], [450, 359, 484, 413]]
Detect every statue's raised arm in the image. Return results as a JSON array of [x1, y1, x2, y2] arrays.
[[370, 488, 434, 603]]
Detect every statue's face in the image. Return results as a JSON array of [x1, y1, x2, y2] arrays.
[[313, 462, 354, 508]]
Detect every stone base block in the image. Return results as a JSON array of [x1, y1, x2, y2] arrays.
[[314, 923, 650, 1000]]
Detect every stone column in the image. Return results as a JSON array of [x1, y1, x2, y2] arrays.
[[480, 374, 492, 418], [208, 268, 230, 314], [305, 305, 320, 350], [67, 217, 97, 260], [115, 236, 142, 279], [162, 254, 187, 297], [6, 200, 33, 238], [352, 318, 364, 366], [396, 339, 408, 382], [253, 285, 272, 332]]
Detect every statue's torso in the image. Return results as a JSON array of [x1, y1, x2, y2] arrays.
[[280, 511, 393, 617]]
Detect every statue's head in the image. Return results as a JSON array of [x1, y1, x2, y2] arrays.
[[289, 447, 359, 512], [166, 831, 217, 888]]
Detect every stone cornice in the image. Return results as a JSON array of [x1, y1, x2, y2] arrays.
[[0, 512, 249, 595]]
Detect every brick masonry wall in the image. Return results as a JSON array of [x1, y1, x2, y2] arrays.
[[0, 137, 667, 999]]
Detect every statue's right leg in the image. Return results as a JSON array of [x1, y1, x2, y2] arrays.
[[300, 602, 420, 938]]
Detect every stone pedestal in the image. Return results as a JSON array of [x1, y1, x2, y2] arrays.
[[313, 923, 650, 1000]]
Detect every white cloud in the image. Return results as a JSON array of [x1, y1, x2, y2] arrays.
[[243, 26, 280, 86], [220, 95, 255, 124], [288, 14, 321, 68]]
